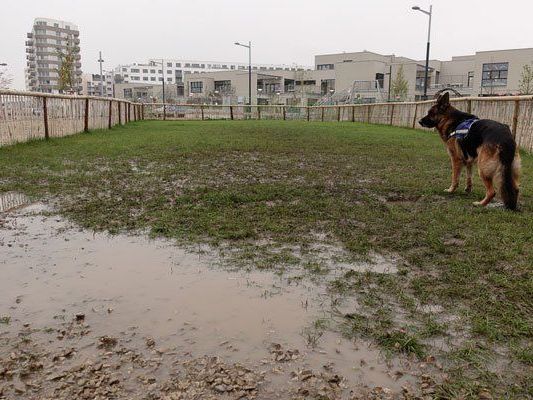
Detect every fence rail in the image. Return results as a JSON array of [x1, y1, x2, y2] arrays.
[[2, 91, 533, 152], [142, 97, 533, 152], [0, 90, 143, 146]]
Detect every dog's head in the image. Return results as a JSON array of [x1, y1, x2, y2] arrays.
[[418, 92, 451, 128]]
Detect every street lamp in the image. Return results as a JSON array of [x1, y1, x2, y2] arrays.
[[235, 41, 252, 105], [412, 4, 433, 100], [97, 51, 104, 97]]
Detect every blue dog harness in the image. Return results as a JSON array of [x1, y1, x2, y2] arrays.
[[449, 118, 479, 140]]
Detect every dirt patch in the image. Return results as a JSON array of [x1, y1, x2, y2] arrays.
[[0, 204, 436, 399]]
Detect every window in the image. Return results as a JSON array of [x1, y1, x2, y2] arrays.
[[150, 77, 156, 81], [131, 68, 140, 73], [190, 81, 203, 93], [122, 68, 127, 72], [143, 69, 148, 73], [150, 69, 155, 73], [481, 63, 508, 87], [375, 73, 384, 89], [54, 23, 59, 27], [143, 77, 148, 81], [159, 77, 163, 81], [65, 25, 70, 30], [175, 63, 181, 67], [200, 64, 205, 68], [214, 80, 232, 93], [167, 70, 172, 74], [467, 71, 474, 87], [167, 78, 172, 82], [191, 63, 200, 68], [132, 76, 140, 81], [185, 63, 190, 67], [167, 62, 172, 67], [317, 64, 334, 70], [158, 70, 162, 74]]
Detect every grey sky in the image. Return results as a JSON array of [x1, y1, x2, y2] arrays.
[[2, 0, 533, 89]]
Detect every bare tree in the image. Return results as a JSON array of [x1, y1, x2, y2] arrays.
[[391, 65, 409, 101], [518, 64, 533, 95], [0, 69, 13, 89]]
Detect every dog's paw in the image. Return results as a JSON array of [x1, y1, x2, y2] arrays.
[[464, 186, 473, 193], [444, 187, 456, 193], [473, 201, 485, 207]]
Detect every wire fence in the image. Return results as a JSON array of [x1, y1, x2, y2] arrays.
[[2, 90, 533, 153]]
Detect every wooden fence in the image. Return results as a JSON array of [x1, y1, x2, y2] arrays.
[[2, 91, 533, 152], [0, 90, 143, 147], [142, 96, 533, 152]]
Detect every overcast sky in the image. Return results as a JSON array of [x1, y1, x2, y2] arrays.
[[2, 0, 533, 89]]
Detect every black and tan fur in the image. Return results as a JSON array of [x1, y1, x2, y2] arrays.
[[419, 93, 521, 210]]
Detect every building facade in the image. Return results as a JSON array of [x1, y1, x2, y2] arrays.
[[112, 59, 311, 86], [81, 72, 114, 97], [102, 47, 533, 104], [25, 18, 82, 93]]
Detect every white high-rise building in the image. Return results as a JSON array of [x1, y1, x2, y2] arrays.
[[25, 18, 82, 93]]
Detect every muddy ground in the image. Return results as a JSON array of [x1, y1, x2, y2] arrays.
[[0, 198, 443, 399]]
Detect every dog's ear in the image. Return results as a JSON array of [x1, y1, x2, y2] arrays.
[[437, 92, 450, 109]]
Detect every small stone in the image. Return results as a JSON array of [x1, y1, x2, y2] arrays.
[[214, 384, 228, 393], [75, 313, 85, 322]]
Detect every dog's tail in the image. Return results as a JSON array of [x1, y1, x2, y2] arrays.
[[499, 142, 520, 211]]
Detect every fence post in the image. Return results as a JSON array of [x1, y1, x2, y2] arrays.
[[351, 106, 355, 123], [84, 98, 89, 132], [43, 97, 49, 140], [201, 105, 204, 121], [412, 103, 418, 129], [118, 102, 122, 125], [367, 106, 372, 123], [321, 107, 324, 122], [337, 106, 341, 122], [306, 107, 310, 122], [282, 106, 286, 121], [230, 105, 234, 120], [142, 104, 145, 120], [467, 98, 472, 114], [512, 100, 520, 139], [257, 106, 261, 120], [389, 103, 395, 125], [108, 100, 112, 129], [163, 104, 166, 121]]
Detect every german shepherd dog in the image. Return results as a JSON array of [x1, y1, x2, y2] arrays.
[[419, 92, 521, 210]]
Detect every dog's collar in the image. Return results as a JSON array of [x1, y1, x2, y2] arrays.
[[448, 118, 479, 140]]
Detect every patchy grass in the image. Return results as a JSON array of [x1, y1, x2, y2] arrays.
[[0, 120, 532, 398]]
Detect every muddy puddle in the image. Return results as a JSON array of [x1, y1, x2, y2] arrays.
[[0, 202, 427, 399]]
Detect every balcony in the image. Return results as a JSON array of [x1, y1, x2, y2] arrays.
[[27, 32, 33, 38], [25, 40, 34, 46], [26, 48, 34, 54], [74, 38, 80, 45], [26, 54, 35, 61]]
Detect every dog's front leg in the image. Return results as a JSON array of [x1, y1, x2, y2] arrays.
[[445, 157, 462, 193], [465, 162, 473, 193]]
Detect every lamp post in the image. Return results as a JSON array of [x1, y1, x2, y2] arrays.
[[97, 51, 104, 97], [235, 41, 252, 105], [412, 5, 433, 100]]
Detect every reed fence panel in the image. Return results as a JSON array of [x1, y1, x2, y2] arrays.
[[0, 90, 140, 146]]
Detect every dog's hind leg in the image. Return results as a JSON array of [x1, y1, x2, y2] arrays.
[[465, 162, 473, 193], [474, 149, 497, 206]]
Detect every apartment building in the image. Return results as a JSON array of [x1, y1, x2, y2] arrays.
[[113, 59, 311, 86], [81, 72, 114, 97], [25, 18, 82, 93]]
